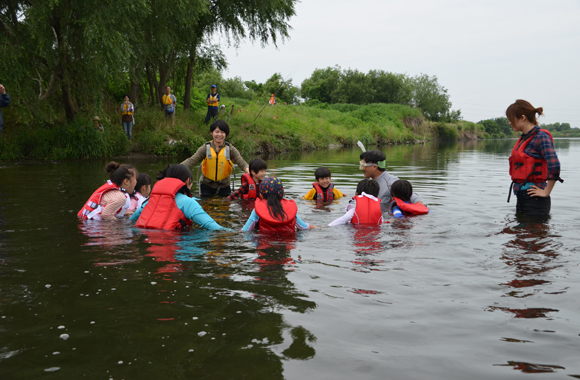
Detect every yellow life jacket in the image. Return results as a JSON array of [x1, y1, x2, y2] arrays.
[[122, 103, 133, 116], [207, 94, 219, 107], [201, 142, 233, 182], [162, 94, 173, 105]]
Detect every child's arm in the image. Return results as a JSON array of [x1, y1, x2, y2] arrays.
[[241, 209, 260, 231], [302, 188, 316, 200], [295, 215, 313, 230], [177, 194, 226, 230], [328, 207, 356, 226], [226, 183, 248, 201], [129, 200, 148, 221], [332, 188, 345, 198]]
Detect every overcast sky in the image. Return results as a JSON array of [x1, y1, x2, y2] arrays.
[[219, 0, 580, 126]]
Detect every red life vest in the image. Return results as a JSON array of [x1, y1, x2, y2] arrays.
[[135, 178, 193, 230], [351, 194, 383, 224], [241, 173, 258, 200], [254, 198, 298, 233], [391, 197, 429, 215], [78, 181, 130, 220], [312, 182, 335, 202], [509, 128, 553, 184]]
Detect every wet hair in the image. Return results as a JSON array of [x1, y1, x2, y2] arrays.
[[210, 120, 230, 136], [356, 179, 380, 197], [105, 161, 136, 187], [135, 173, 152, 194], [265, 193, 287, 222], [315, 167, 332, 180], [360, 150, 386, 172], [156, 164, 193, 196], [506, 99, 543, 126], [391, 180, 413, 202], [249, 158, 267, 174]]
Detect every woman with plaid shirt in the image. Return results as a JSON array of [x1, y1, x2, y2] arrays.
[[506, 99, 563, 217]]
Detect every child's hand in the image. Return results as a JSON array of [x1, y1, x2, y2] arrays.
[[309, 225, 318, 229]]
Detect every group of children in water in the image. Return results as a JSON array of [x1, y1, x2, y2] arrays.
[[78, 156, 428, 233]]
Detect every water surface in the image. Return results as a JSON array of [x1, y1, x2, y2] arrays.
[[1, 139, 580, 379]]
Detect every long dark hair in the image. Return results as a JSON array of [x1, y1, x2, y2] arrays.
[[156, 164, 193, 196], [105, 161, 136, 187], [265, 193, 288, 221], [135, 173, 152, 194]]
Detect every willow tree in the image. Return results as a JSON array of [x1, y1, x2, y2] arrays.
[[181, 0, 298, 110]]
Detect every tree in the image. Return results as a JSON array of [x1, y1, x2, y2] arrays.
[[367, 70, 412, 104], [300, 66, 341, 103], [409, 74, 452, 121]]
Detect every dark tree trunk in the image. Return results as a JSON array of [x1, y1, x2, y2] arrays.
[[184, 53, 196, 110]]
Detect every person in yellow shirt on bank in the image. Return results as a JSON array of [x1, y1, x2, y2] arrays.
[[162, 86, 177, 127], [302, 167, 345, 203]]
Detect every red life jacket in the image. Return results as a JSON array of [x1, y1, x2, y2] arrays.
[[135, 178, 193, 230], [312, 182, 335, 202], [78, 181, 130, 220], [254, 198, 298, 233], [391, 197, 429, 215], [241, 173, 258, 200], [509, 128, 553, 184], [351, 194, 383, 224]]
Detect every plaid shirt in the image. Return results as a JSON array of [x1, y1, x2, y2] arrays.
[[226, 176, 259, 200], [512, 126, 561, 194]]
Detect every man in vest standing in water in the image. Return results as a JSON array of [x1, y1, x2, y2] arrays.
[[205, 85, 220, 124], [359, 150, 424, 212]]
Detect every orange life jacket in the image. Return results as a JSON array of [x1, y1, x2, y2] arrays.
[[78, 181, 130, 220], [312, 182, 335, 202], [390, 197, 429, 215], [254, 198, 298, 233], [509, 128, 553, 184], [241, 173, 258, 200], [135, 178, 193, 230], [351, 194, 383, 224]]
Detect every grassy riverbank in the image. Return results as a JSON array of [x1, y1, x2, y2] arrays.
[[0, 100, 484, 161]]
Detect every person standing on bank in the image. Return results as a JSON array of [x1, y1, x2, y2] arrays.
[[506, 99, 563, 216], [181, 120, 249, 196], [120, 95, 135, 140], [0, 84, 11, 138], [162, 86, 177, 127], [204, 85, 220, 124], [359, 150, 424, 212]]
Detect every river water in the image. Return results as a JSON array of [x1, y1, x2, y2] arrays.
[[1, 139, 580, 379]]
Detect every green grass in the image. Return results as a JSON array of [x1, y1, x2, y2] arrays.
[[0, 100, 485, 161]]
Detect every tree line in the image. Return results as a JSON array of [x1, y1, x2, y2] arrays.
[[1, 1, 461, 125], [0, 0, 297, 122]]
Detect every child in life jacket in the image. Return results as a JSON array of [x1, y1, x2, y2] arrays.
[[132, 164, 226, 230], [129, 173, 152, 212], [302, 167, 345, 202], [388, 180, 429, 218], [226, 158, 267, 201], [242, 177, 315, 232], [328, 179, 383, 226], [78, 162, 137, 221]]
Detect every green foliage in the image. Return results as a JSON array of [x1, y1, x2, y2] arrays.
[[300, 67, 459, 121], [477, 117, 514, 138], [0, 119, 129, 161], [436, 123, 459, 140]]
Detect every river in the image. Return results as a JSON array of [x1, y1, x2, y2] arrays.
[[1, 139, 579, 379]]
